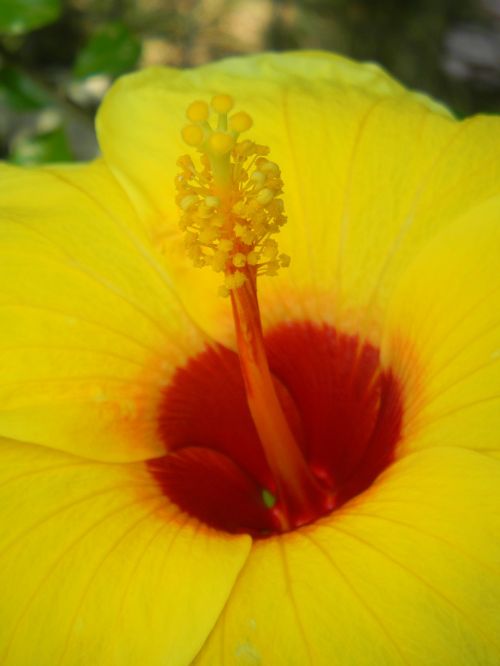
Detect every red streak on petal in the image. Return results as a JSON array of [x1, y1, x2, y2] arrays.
[[149, 321, 403, 537], [265, 323, 403, 507]]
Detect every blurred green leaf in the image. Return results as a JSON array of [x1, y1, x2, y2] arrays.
[[10, 126, 73, 164], [0, 66, 51, 110], [0, 0, 61, 35], [73, 22, 141, 80]]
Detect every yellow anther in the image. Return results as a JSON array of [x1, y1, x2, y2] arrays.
[[265, 261, 280, 275], [233, 252, 247, 268], [280, 253, 291, 267], [205, 195, 220, 208], [235, 223, 256, 245], [219, 239, 234, 252], [212, 250, 229, 272], [247, 251, 260, 265], [177, 155, 194, 170], [262, 243, 278, 260], [241, 229, 256, 245], [229, 111, 253, 133], [197, 203, 212, 218], [186, 100, 209, 122], [198, 227, 219, 244], [258, 159, 279, 174], [225, 271, 246, 290], [180, 194, 198, 211], [233, 140, 255, 159], [269, 198, 284, 214], [234, 222, 245, 237], [211, 94, 234, 114], [250, 171, 266, 185], [256, 188, 275, 206], [182, 124, 204, 146], [209, 132, 235, 155]]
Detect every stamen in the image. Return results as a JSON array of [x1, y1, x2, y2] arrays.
[[175, 95, 333, 530], [175, 94, 290, 295]]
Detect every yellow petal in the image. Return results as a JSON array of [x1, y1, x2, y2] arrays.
[[195, 448, 500, 665], [96, 52, 500, 343], [0, 437, 250, 665], [0, 160, 208, 461], [383, 196, 500, 455]]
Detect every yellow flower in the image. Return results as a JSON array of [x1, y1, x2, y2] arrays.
[[1, 52, 500, 664]]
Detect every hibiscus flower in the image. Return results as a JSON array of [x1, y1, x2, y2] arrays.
[[0, 52, 499, 665]]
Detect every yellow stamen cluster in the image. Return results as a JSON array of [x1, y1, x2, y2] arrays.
[[175, 94, 290, 296]]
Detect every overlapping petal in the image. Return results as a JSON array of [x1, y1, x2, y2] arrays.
[[383, 196, 500, 456], [97, 52, 500, 342], [0, 437, 250, 665], [195, 448, 500, 665], [0, 161, 208, 461]]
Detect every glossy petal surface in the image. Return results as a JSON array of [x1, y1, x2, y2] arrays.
[[0, 438, 250, 665], [383, 197, 500, 456], [195, 448, 500, 665], [0, 161, 207, 461]]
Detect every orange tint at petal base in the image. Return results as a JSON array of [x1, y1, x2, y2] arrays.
[[148, 322, 403, 537]]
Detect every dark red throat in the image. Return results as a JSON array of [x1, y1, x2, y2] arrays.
[[148, 321, 403, 537]]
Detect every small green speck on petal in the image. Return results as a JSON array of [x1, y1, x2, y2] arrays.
[[262, 489, 276, 508]]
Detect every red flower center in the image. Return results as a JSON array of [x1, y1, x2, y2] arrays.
[[148, 321, 403, 537]]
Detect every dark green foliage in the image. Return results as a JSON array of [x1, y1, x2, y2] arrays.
[[0, 65, 51, 109], [0, 0, 61, 35], [10, 125, 73, 164], [74, 22, 141, 79]]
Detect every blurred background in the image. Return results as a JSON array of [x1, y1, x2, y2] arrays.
[[1, 0, 499, 163]]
